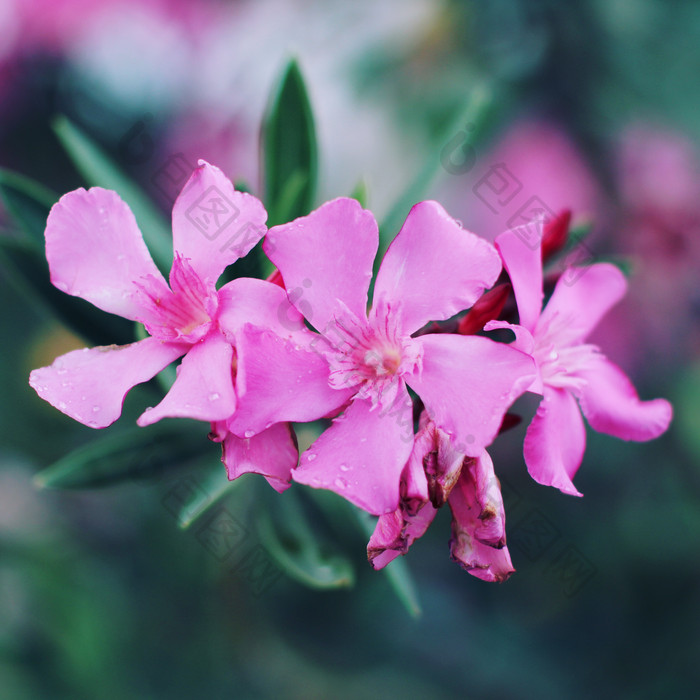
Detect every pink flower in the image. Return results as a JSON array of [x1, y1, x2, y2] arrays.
[[486, 221, 673, 496], [368, 417, 514, 583], [29, 160, 299, 434], [229, 197, 536, 515]]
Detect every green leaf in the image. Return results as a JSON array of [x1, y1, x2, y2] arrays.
[[178, 461, 244, 529], [354, 508, 422, 618], [34, 424, 208, 490], [349, 178, 369, 208], [262, 59, 318, 226], [0, 237, 134, 346], [256, 489, 355, 589], [377, 83, 494, 259], [52, 116, 173, 273], [0, 168, 58, 246]]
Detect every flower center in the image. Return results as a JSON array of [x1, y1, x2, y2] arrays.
[[321, 301, 421, 408], [135, 254, 218, 342], [534, 340, 599, 391], [533, 310, 600, 390]]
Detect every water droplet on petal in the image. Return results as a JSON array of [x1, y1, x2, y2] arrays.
[[334, 477, 347, 490], [208, 392, 220, 401], [244, 430, 255, 438], [58, 401, 67, 410], [339, 463, 349, 472], [92, 406, 100, 413], [306, 454, 317, 462]]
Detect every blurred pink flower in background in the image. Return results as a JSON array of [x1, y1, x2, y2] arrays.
[[597, 124, 700, 369], [443, 119, 603, 242]]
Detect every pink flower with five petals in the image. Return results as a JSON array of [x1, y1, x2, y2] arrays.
[[487, 221, 673, 496], [29, 161, 303, 448], [229, 197, 536, 515]]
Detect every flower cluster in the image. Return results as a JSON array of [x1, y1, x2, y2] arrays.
[[29, 160, 672, 582]]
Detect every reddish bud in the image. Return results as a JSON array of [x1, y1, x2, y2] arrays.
[[541, 209, 571, 262], [266, 268, 285, 288], [457, 284, 511, 335], [498, 412, 522, 435]]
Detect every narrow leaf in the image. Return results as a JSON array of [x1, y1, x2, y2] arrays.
[[349, 178, 369, 208], [34, 424, 207, 489], [256, 489, 354, 589], [262, 59, 318, 226], [52, 116, 173, 273], [178, 461, 245, 529], [0, 168, 57, 246], [377, 84, 494, 258]]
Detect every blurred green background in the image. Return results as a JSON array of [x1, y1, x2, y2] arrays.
[[1, 1, 699, 698]]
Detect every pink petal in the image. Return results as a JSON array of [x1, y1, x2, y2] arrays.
[[448, 463, 514, 582], [483, 320, 542, 393], [29, 338, 186, 428], [495, 221, 544, 333], [537, 263, 627, 345], [401, 423, 432, 511], [263, 198, 377, 333], [228, 325, 353, 436], [575, 356, 672, 441], [462, 450, 507, 548], [373, 201, 502, 334], [523, 386, 585, 496], [424, 426, 465, 508], [368, 503, 437, 570], [217, 277, 306, 341], [406, 334, 536, 457], [45, 187, 167, 321], [172, 160, 267, 284], [293, 392, 415, 515], [137, 332, 235, 426], [222, 423, 298, 493]]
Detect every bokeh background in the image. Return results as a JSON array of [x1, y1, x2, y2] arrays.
[[1, 0, 699, 698]]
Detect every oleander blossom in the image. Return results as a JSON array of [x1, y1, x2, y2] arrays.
[[228, 197, 536, 515], [28, 161, 304, 482], [368, 416, 514, 582], [486, 220, 673, 496]]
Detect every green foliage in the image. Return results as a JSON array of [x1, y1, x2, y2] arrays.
[[262, 59, 319, 227], [34, 423, 210, 489], [0, 168, 57, 246], [256, 488, 355, 589]]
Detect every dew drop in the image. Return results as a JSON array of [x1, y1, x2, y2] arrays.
[[339, 463, 349, 472], [92, 406, 100, 413], [244, 430, 255, 438], [58, 401, 67, 410], [334, 477, 347, 490], [208, 392, 220, 401], [306, 454, 317, 462]]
